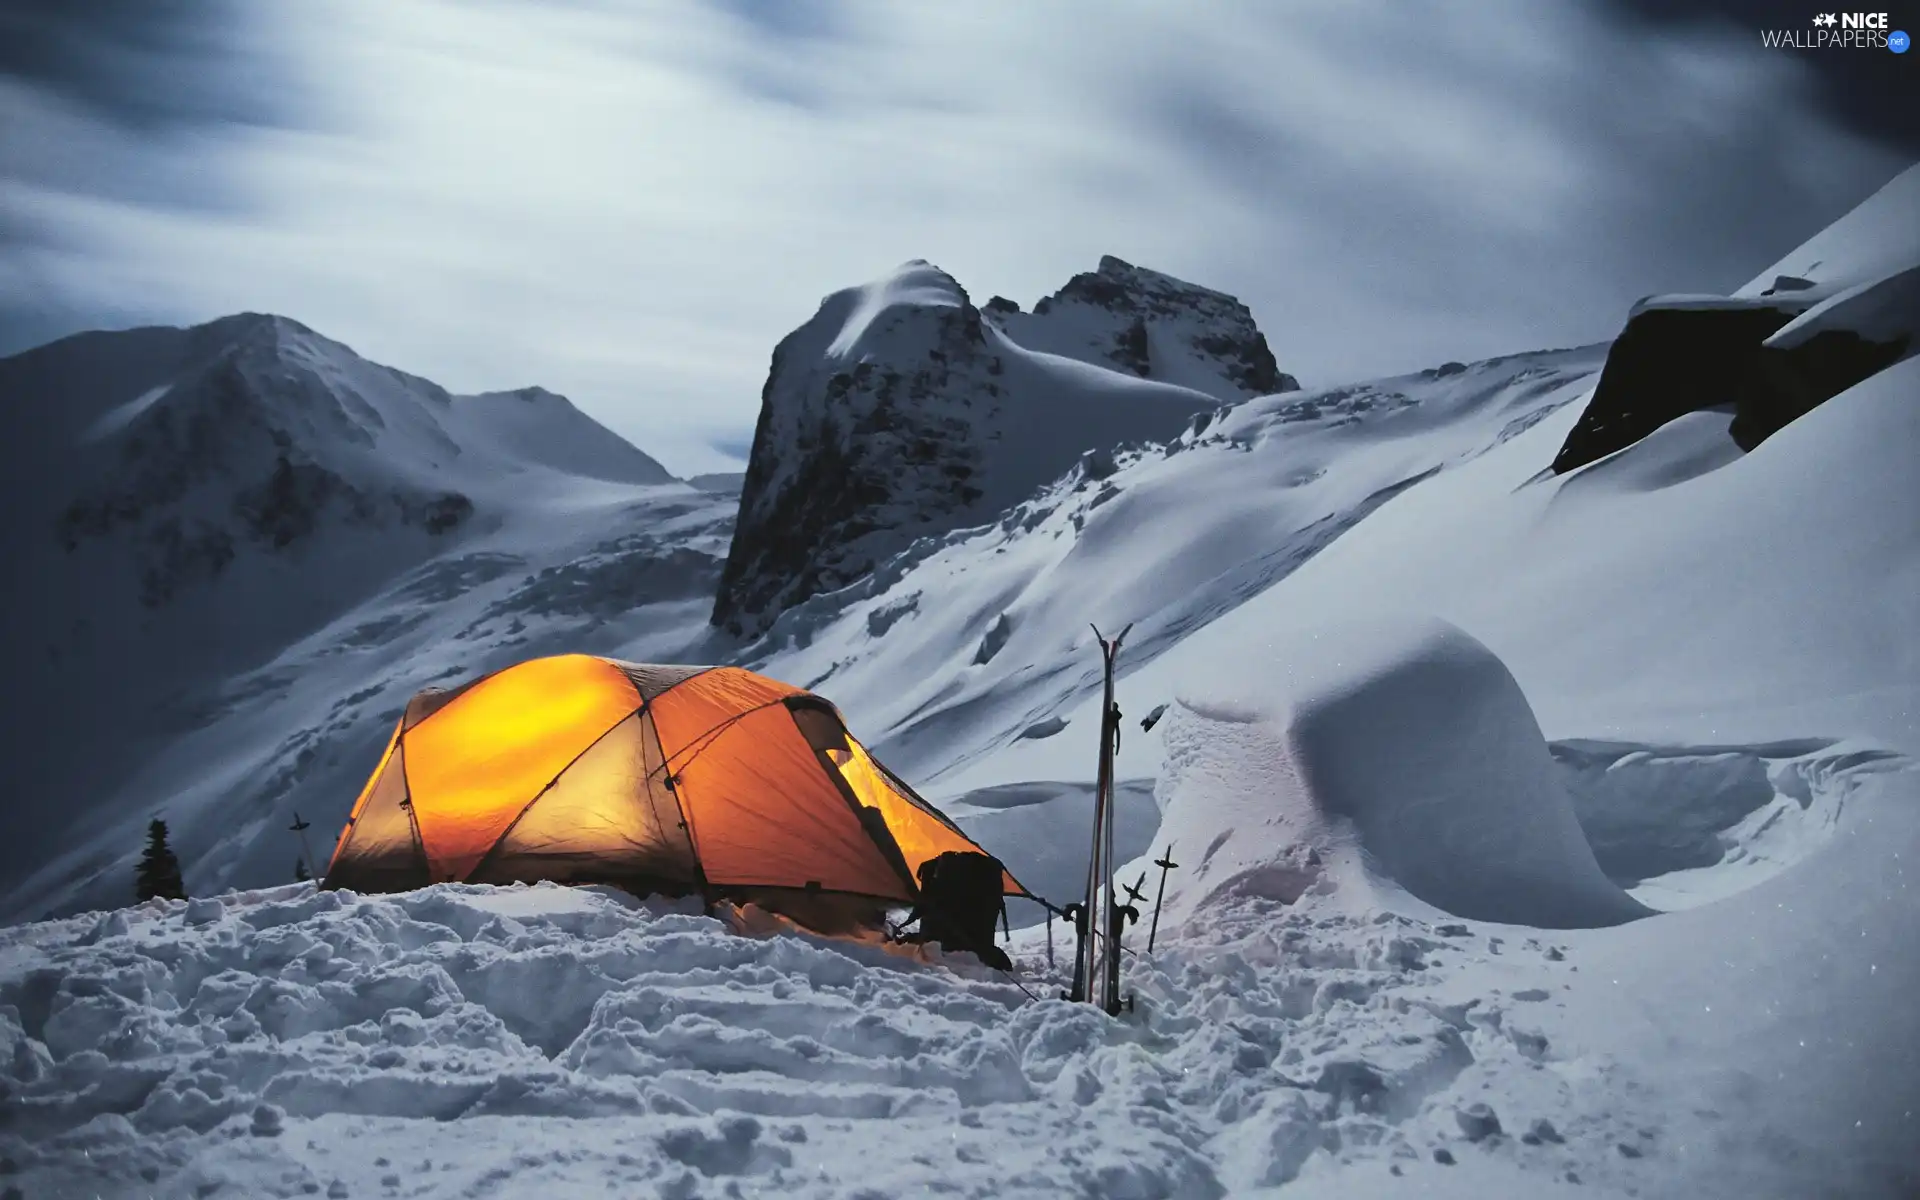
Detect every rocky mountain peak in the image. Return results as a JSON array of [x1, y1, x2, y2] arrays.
[[711, 259, 1255, 640], [993, 255, 1297, 400]]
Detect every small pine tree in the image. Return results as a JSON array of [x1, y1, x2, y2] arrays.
[[294, 858, 311, 883], [135, 818, 187, 902]]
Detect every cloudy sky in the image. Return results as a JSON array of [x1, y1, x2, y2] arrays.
[[2, 0, 1913, 474]]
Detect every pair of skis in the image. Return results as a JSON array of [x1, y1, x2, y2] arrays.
[[1062, 623, 1176, 1015]]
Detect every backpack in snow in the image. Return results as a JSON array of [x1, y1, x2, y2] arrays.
[[912, 850, 1011, 971]]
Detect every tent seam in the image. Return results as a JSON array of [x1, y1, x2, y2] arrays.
[[457, 706, 646, 883]]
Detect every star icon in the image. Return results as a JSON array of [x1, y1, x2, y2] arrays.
[[1812, 13, 1838, 27]]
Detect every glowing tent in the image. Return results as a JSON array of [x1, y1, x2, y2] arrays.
[[323, 655, 1027, 926]]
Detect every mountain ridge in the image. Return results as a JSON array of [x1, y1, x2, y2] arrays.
[[712, 256, 1296, 639]]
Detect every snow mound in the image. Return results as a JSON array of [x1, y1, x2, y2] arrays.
[[1763, 261, 1920, 353], [1551, 736, 1903, 909], [1151, 616, 1652, 931]]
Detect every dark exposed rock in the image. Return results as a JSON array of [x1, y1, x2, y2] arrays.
[[714, 258, 1273, 638], [1551, 293, 1910, 474], [686, 472, 746, 496], [1313, 1060, 1388, 1114], [1016, 716, 1068, 740], [712, 285, 998, 637], [1733, 327, 1910, 450], [973, 612, 1014, 664], [1026, 255, 1296, 397], [866, 592, 920, 637], [1113, 316, 1151, 377], [1079, 448, 1120, 482], [1550, 301, 1798, 474], [1455, 1103, 1502, 1142]]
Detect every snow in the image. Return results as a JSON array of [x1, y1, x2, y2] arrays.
[[684, 472, 745, 496], [751, 345, 1610, 791], [822, 259, 975, 359], [1142, 616, 1652, 932], [957, 349, 1920, 809], [1735, 162, 1920, 297], [1627, 293, 1801, 316], [1763, 261, 1920, 353], [6, 168, 1919, 1197], [448, 388, 676, 486], [80, 383, 172, 442], [6, 733, 1912, 1198], [944, 780, 1161, 930]]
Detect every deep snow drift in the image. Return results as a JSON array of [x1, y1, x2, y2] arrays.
[[1146, 617, 1651, 931], [4, 724, 1912, 1200]]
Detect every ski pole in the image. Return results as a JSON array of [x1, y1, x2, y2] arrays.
[[289, 812, 318, 881], [1108, 877, 1143, 1016], [1147, 844, 1178, 952]]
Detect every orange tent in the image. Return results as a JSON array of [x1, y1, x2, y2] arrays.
[[323, 655, 1027, 925]]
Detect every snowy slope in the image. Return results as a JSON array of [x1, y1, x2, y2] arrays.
[[1547, 163, 1920, 475], [1145, 354, 1920, 757], [713, 259, 1290, 638], [746, 346, 1609, 791], [450, 387, 677, 485], [1736, 161, 1920, 299], [0, 317, 730, 920]]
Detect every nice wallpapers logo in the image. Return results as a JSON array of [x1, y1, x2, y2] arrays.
[[1763, 12, 1911, 49]]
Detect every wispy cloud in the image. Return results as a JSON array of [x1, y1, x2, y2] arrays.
[[1, 0, 1908, 473]]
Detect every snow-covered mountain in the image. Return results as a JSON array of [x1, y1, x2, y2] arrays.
[[0, 315, 730, 917], [713, 258, 1289, 638], [984, 254, 1299, 400], [3, 166, 1917, 1199]]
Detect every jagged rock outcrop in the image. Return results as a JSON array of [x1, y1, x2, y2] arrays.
[[991, 255, 1298, 399], [1550, 289, 1912, 475], [714, 258, 1282, 639], [1553, 163, 1920, 475]]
